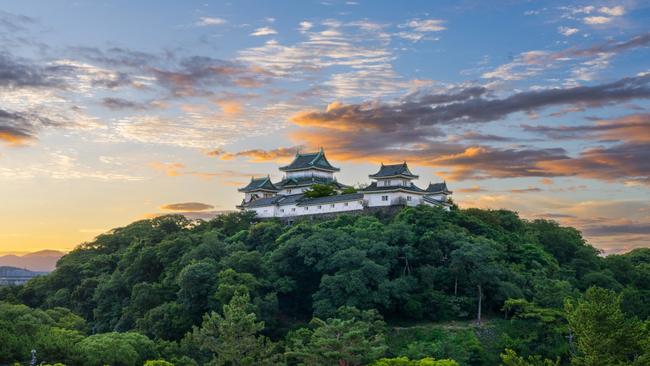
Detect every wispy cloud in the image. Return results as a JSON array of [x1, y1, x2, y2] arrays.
[[251, 26, 277, 36], [558, 26, 579, 36], [196, 16, 227, 26], [160, 202, 214, 211]]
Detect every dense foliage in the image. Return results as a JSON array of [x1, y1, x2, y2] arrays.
[[1, 206, 649, 365]]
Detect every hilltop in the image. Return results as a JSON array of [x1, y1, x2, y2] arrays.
[[1, 206, 648, 365], [0, 250, 65, 272]]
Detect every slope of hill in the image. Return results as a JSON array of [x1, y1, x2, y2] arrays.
[[0, 250, 64, 271], [1, 207, 648, 365]]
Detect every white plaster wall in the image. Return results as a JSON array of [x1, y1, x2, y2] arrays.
[[248, 199, 365, 218], [376, 179, 411, 187], [251, 205, 277, 218], [286, 170, 334, 179], [278, 187, 308, 195], [365, 192, 424, 207]]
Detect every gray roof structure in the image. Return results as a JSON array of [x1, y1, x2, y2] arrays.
[[369, 162, 419, 179], [296, 193, 363, 206], [360, 182, 426, 194], [423, 195, 452, 207], [279, 148, 340, 172], [426, 182, 452, 194], [275, 175, 348, 189], [238, 176, 279, 192]]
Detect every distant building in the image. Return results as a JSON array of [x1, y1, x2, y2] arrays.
[[237, 148, 452, 218]]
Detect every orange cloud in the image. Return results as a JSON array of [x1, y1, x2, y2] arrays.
[[0, 130, 33, 146], [149, 162, 185, 176], [214, 99, 244, 115], [160, 202, 214, 211], [219, 146, 302, 162]]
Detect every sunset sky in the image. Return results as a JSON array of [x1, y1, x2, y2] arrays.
[[1, 0, 649, 255]]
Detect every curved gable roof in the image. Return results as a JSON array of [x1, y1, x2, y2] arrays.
[[238, 176, 279, 192], [369, 162, 419, 179], [279, 148, 340, 172]]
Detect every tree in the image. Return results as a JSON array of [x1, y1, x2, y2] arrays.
[[565, 286, 646, 366], [189, 292, 279, 366], [500, 349, 559, 366], [144, 360, 175, 366], [286, 306, 387, 366], [450, 239, 501, 325], [74, 332, 157, 366], [341, 186, 358, 194], [304, 184, 337, 198], [371, 357, 459, 366]]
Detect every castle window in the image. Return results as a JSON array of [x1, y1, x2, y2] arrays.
[[330, 204, 335, 208], [381, 195, 388, 201], [344, 202, 348, 206], [287, 189, 292, 194], [317, 205, 322, 209], [281, 209, 285, 212], [407, 196, 412, 201], [291, 208, 296, 212], [304, 207, 308, 211]]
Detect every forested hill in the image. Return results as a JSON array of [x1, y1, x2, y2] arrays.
[[1, 206, 649, 366]]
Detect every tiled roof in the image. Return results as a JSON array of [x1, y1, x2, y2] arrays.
[[238, 176, 279, 192], [360, 182, 425, 193], [279, 148, 340, 172], [426, 182, 451, 193], [241, 193, 364, 208], [275, 176, 348, 189], [241, 194, 304, 208], [241, 196, 283, 208], [296, 193, 364, 206], [369, 162, 418, 179], [423, 196, 452, 207]]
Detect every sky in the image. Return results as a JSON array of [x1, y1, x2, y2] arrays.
[[0, 0, 649, 255]]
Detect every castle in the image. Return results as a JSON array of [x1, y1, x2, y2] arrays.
[[237, 148, 452, 218]]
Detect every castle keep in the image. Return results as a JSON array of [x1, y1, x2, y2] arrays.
[[237, 148, 452, 218]]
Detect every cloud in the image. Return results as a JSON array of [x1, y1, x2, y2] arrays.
[[0, 151, 144, 181], [220, 146, 301, 161], [299, 21, 313, 32], [482, 32, 650, 81], [456, 185, 487, 193], [0, 10, 35, 32], [277, 74, 650, 183], [564, 32, 650, 58], [238, 20, 400, 98], [584, 16, 612, 24], [149, 162, 186, 177], [0, 124, 33, 145], [0, 52, 69, 89], [150, 56, 270, 97], [196, 17, 227, 26], [598, 6, 625, 16], [292, 75, 650, 132], [509, 187, 543, 193], [537, 142, 650, 184], [558, 26, 579, 36], [205, 148, 225, 157], [160, 202, 215, 211], [101, 97, 150, 110], [0, 108, 59, 146], [251, 27, 277, 36], [71, 46, 158, 68], [402, 19, 446, 32], [450, 131, 517, 143], [522, 113, 650, 142]]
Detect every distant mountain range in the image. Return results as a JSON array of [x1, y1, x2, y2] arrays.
[[0, 250, 65, 272]]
